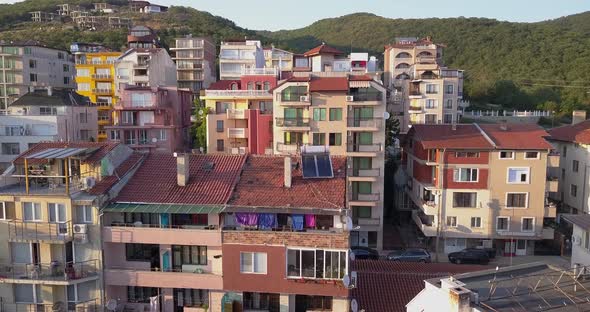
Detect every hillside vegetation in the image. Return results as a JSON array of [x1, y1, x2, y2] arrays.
[[0, 2, 588, 114]]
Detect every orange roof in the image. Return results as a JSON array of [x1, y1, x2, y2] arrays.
[[309, 77, 349, 92], [410, 125, 493, 150], [88, 153, 145, 195], [14, 141, 120, 165], [479, 124, 553, 150], [303, 44, 344, 57], [547, 120, 590, 144]]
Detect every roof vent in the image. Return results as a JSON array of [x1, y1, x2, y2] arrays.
[[499, 121, 508, 131], [203, 161, 215, 171]]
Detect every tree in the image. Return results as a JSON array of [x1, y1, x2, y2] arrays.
[[192, 97, 208, 151]]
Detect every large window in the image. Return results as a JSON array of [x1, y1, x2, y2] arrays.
[[312, 133, 325, 146], [506, 193, 528, 209], [2, 143, 20, 155], [172, 245, 207, 268], [48, 203, 66, 223], [287, 249, 346, 279], [313, 108, 326, 121], [471, 217, 482, 228], [243, 293, 280, 311], [453, 168, 478, 182], [507, 168, 530, 184], [329, 108, 342, 121], [349, 87, 382, 101], [453, 192, 477, 208], [240, 252, 267, 274], [281, 86, 307, 101], [173, 289, 208, 310], [77, 205, 93, 223], [23, 202, 41, 221], [127, 286, 158, 303], [131, 93, 152, 107], [496, 217, 509, 231], [522, 217, 534, 232], [125, 243, 159, 262]]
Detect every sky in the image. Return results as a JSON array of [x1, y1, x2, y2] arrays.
[[1, 0, 589, 31]]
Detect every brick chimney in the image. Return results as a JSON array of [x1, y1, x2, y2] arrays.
[[572, 110, 587, 125], [177, 153, 190, 186], [284, 157, 292, 188]]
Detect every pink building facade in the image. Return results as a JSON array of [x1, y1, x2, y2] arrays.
[[106, 84, 192, 153]]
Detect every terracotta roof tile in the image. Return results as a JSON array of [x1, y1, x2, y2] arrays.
[[547, 120, 590, 144], [88, 153, 145, 195], [410, 124, 493, 150], [208, 80, 241, 90], [303, 44, 344, 57], [309, 77, 349, 92], [350, 260, 488, 312], [479, 124, 553, 150], [13, 141, 120, 165], [229, 155, 346, 209], [114, 153, 246, 205]]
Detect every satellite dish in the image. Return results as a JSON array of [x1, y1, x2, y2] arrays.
[[106, 299, 117, 311], [349, 249, 356, 261], [151, 137, 157, 143], [351, 299, 358, 312], [343, 274, 351, 288], [383, 111, 390, 119]]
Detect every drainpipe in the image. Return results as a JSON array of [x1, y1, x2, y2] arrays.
[[435, 148, 446, 262]]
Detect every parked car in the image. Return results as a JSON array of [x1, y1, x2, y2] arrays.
[[463, 247, 496, 259], [351, 247, 380, 260], [387, 248, 431, 263], [448, 249, 489, 264]]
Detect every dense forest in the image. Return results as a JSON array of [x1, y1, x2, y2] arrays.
[[0, 1, 588, 115]]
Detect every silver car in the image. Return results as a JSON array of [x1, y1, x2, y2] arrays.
[[387, 248, 431, 263]]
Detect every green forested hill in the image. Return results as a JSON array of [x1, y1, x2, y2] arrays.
[[0, 2, 588, 113]]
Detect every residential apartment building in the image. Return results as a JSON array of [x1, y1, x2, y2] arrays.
[[272, 73, 387, 250], [219, 40, 265, 80], [263, 46, 294, 71], [106, 84, 192, 153], [546, 117, 590, 214], [0, 88, 97, 172], [0, 141, 142, 312], [203, 72, 277, 154], [383, 37, 466, 132], [74, 50, 121, 142], [404, 124, 558, 255], [170, 36, 217, 92], [295, 44, 378, 74], [127, 26, 160, 49], [561, 214, 590, 268], [0, 42, 75, 112], [114, 48, 177, 93]]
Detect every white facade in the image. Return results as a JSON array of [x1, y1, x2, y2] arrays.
[[219, 40, 265, 80], [549, 140, 590, 213], [114, 48, 177, 94], [571, 222, 590, 268]]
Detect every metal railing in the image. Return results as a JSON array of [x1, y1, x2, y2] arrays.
[[0, 298, 99, 312], [0, 176, 83, 195], [204, 90, 271, 97], [92, 88, 112, 95], [350, 192, 380, 202], [348, 95, 382, 102], [280, 93, 308, 102], [347, 118, 382, 128], [0, 260, 98, 282], [346, 143, 382, 153], [276, 142, 300, 153], [409, 105, 423, 111], [7, 220, 73, 241], [275, 117, 310, 127], [91, 74, 111, 80], [347, 168, 380, 177], [108, 221, 218, 230]]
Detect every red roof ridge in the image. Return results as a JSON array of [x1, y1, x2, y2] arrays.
[[303, 43, 344, 57]]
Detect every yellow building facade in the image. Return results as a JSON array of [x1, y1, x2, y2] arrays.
[[75, 52, 121, 142]]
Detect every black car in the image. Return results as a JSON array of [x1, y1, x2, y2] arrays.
[[387, 248, 431, 263], [351, 247, 380, 260], [448, 249, 489, 264], [463, 247, 496, 259]]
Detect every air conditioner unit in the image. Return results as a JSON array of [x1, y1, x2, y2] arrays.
[[73, 224, 87, 234], [346, 95, 354, 102], [299, 95, 309, 102], [231, 148, 239, 155]]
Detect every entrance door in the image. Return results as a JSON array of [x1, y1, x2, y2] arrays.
[[504, 240, 516, 256], [161, 251, 170, 272], [160, 213, 169, 228], [516, 240, 527, 256]]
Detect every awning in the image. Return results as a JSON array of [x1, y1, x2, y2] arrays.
[[26, 148, 90, 159], [102, 202, 225, 214], [349, 81, 370, 88]]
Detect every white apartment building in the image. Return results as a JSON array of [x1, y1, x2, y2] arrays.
[[219, 40, 265, 80], [114, 48, 177, 94], [0, 42, 75, 112], [0, 88, 97, 172], [170, 35, 217, 92]]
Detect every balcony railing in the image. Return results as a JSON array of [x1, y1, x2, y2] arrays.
[[347, 143, 382, 153], [204, 90, 271, 97], [0, 176, 83, 195], [276, 142, 300, 153], [241, 67, 278, 75], [409, 105, 423, 112], [92, 74, 112, 80], [347, 168, 380, 177], [348, 95, 382, 102], [276, 117, 310, 127], [227, 109, 246, 119], [0, 299, 99, 312], [350, 192, 380, 202], [0, 260, 98, 283], [7, 220, 73, 242], [347, 118, 382, 128], [92, 88, 112, 95], [227, 128, 247, 139]]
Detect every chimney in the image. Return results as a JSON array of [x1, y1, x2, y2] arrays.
[[177, 153, 190, 186], [284, 157, 292, 188], [572, 110, 587, 125], [47, 86, 52, 96]]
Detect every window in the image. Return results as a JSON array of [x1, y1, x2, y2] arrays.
[[79, 112, 88, 124], [496, 217, 509, 231], [312, 133, 325, 146], [0, 202, 5, 220], [471, 217, 482, 228], [571, 184, 578, 197], [445, 99, 453, 109], [329, 108, 342, 121], [585, 231, 590, 250], [216, 140, 224, 152], [525, 151, 539, 159], [453, 192, 477, 208], [313, 108, 326, 121], [173, 245, 207, 267], [63, 64, 70, 72], [39, 107, 57, 115], [263, 82, 271, 91], [499, 151, 514, 159], [352, 206, 371, 223], [455, 152, 479, 158], [426, 84, 438, 94], [58, 52, 64, 60], [281, 86, 307, 101], [445, 84, 454, 94], [216, 120, 224, 132], [573, 160, 580, 173], [425, 99, 437, 108], [23, 202, 41, 221], [125, 244, 159, 262], [174, 288, 209, 308], [453, 168, 478, 182], [64, 76, 71, 85], [29, 59, 37, 69], [243, 293, 279, 311], [295, 296, 332, 311], [29, 73, 37, 82], [2, 143, 20, 155], [110, 130, 120, 141], [127, 287, 158, 303], [446, 216, 457, 227], [76, 69, 89, 77], [329, 133, 342, 146], [48, 203, 66, 223], [122, 111, 135, 124], [522, 217, 534, 232], [444, 114, 453, 124], [23, 47, 31, 54], [563, 146, 567, 157], [240, 252, 267, 274], [159, 129, 167, 141], [215, 102, 231, 114], [131, 93, 152, 107], [77, 205, 92, 223], [506, 193, 528, 208], [507, 168, 530, 184], [77, 83, 90, 91], [287, 249, 346, 279]]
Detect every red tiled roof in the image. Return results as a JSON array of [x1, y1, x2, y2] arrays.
[[13, 141, 120, 165], [309, 77, 349, 92], [114, 153, 246, 205], [88, 153, 145, 195], [479, 124, 553, 150], [350, 260, 487, 312], [410, 125, 493, 150], [208, 80, 241, 90], [303, 44, 344, 57], [229, 155, 346, 209], [547, 120, 590, 144], [349, 75, 375, 81]]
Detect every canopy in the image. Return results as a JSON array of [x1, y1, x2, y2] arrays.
[[103, 202, 225, 214]]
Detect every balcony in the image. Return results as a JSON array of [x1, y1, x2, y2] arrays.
[[7, 220, 74, 243], [227, 108, 247, 119], [98, 117, 110, 126], [241, 67, 278, 76], [275, 118, 310, 130], [548, 153, 560, 168], [546, 178, 558, 193], [276, 142, 300, 154], [346, 143, 381, 156], [412, 211, 437, 237], [91, 73, 112, 80], [355, 218, 380, 226], [95, 102, 112, 110], [227, 128, 248, 139], [545, 202, 557, 218], [347, 168, 380, 182], [279, 94, 311, 106], [104, 267, 223, 290], [347, 118, 382, 131], [346, 95, 382, 106], [409, 89, 423, 99], [203, 90, 271, 99], [409, 105, 423, 112], [0, 300, 99, 312], [0, 176, 84, 196], [92, 88, 113, 95], [103, 225, 221, 245], [349, 192, 380, 206], [0, 260, 99, 285]]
